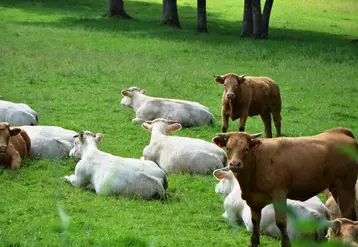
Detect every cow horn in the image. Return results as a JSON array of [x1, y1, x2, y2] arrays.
[[144, 120, 153, 124], [249, 133, 262, 139], [239, 74, 246, 79]]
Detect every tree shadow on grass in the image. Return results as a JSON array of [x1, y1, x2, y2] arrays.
[[1, 0, 358, 60]]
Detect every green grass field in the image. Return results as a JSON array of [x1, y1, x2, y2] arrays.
[[0, 0, 357, 246]]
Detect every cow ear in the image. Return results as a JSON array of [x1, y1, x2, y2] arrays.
[[331, 220, 342, 236], [213, 134, 228, 148], [249, 138, 262, 149], [214, 75, 225, 84], [169, 123, 182, 132], [142, 122, 153, 132], [140, 88, 146, 94], [213, 169, 232, 180], [10, 128, 21, 136], [95, 133, 104, 143], [121, 90, 131, 97]]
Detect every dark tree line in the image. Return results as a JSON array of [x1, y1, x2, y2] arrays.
[[106, 0, 274, 38]]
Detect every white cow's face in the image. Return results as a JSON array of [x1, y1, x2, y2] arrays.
[[120, 96, 132, 107], [69, 137, 82, 158]]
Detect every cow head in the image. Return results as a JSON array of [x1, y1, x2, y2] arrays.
[[142, 118, 182, 135], [120, 87, 147, 107], [213, 132, 262, 172], [69, 130, 104, 158], [214, 73, 246, 100], [0, 122, 21, 153], [326, 218, 358, 243], [213, 167, 235, 196]]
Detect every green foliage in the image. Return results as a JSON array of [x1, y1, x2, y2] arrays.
[[0, 0, 357, 246]]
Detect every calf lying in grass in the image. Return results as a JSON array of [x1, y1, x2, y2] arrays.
[[141, 118, 226, 174], [63, 131, 167, 199], [121, 86, 215, 127], [0, 100, 38, 126], [0, 122, 30, 169], [326, 218, 358, 246], [213, 168, 329, 240]]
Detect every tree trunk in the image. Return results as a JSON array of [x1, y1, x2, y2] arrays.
[[261, 0, 274, 39], [197, 0, 207, 33], [107, 0, 133, 19], [251, 0, 262, 39], [241, 0, 253, 37], [161, 0, 181, 28]]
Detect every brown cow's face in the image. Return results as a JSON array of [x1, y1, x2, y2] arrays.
[[215, 74, 245, 100], [0, 122, 21, 153], [213, 132, 262, 172]]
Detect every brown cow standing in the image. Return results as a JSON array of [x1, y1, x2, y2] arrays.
[[0, 122, 30, 169], [213, 127, 358, 247], [215, 73, 281, 138], [326, 218, 358, 246]]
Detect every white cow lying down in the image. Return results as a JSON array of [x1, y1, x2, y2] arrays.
[[0, 100, 38, 126], [213, 168, 329, 240], [142, 118, 226, 174], [19, 126, 77, 159], [121, 87, 216, 127], [64, 131, 167, 199]]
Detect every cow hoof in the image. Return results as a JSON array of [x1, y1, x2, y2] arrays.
[[248, 244, 260, 247]]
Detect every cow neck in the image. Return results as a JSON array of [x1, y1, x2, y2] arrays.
[[132, 91, 150, 111], [235, 149, 257, 201]]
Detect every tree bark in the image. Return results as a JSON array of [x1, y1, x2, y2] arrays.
[[161, 0, 181, 28], [261, 0, 274, 39], [107, 0, 133, 19], [251, 0, 262, 39], [241, 0, 253, 37], [197, 0, 207, 33]]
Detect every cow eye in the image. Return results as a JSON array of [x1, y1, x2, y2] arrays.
[[226, 147, 229, 152], [244, 148, 249, 152]]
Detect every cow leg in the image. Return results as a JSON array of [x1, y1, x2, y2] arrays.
[[132, 118, 145, 124], [249, 207, 262, 247], [273, 194, 291, 247], [239, 110, 248, 132], [10, 152, 22, 169], [260, 110, 272, 138], [272, 110, 281, 137], [337, 186, 356, 221], [63, 174, 87, 188], [221, 110, 229, 132]]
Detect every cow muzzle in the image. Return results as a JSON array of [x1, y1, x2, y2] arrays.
[[229, 160, 242, 169], [0, 145, 8, 153], [226, 92, 235, 99]]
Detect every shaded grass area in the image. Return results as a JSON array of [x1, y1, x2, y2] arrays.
[[0, 0, 357, 246]]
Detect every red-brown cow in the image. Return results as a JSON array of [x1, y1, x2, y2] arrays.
[[213, 127, 358, 247]]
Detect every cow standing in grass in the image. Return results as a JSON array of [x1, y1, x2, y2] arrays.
[[213, 127, 358, 247], [215, 73, 281, 137], [0, 122, 30, 169]]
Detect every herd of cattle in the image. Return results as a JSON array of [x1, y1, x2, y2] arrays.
[[1, 73, 358, 246]]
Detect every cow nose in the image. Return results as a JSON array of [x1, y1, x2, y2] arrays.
[[0, 146, 7, 152], [226, 92, 234, 99], [229, 160, 241, 168]]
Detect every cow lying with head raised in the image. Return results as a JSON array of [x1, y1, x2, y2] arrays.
[[0, 122, 30, 169], [121, 87, 215, 127], [213, 127, 358, 247], [141, 118, 226, 174], [0, 100, 38, 126], [215, 73, 281, 137], [213, 168, 329, 240], [19, 126, 77, 159], [63, 131, 167, 199], [326, 218, 358, 246]]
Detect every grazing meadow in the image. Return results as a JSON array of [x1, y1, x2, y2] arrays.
[[0, 0, 357, 246]]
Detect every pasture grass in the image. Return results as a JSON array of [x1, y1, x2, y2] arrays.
[[0, 0, 357, 246]]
